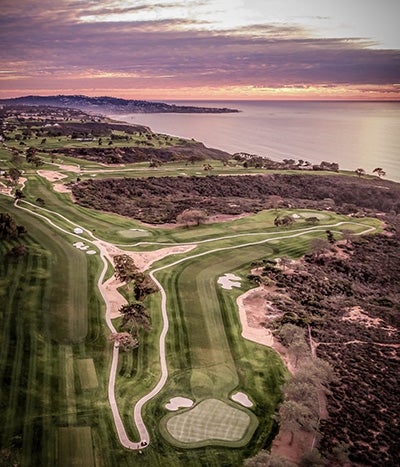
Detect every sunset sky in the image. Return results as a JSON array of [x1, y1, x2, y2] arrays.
[[1, 0, 399, 100]]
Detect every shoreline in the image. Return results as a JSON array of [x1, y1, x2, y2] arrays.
[[105, 101, 400, 182]]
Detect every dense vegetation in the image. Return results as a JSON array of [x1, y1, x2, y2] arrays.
[[72, 174, 400, 223], [53, 142, 229, 164], [257, 222, 400, 465]]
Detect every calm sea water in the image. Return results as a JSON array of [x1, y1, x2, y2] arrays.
[[110, 101, 400, 181]]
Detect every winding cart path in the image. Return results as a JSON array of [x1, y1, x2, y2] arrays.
[[7, 192, 377, 450]]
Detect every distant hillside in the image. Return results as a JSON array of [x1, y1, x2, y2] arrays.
[[0, 95, 239, 114]]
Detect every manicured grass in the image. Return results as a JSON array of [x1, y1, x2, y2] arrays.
[[0, 198, 112, 466], [164, 398, 257, 446], [57, 426, 95, 467], [0, 156, 384, 467], [77, 358, 99, 390]]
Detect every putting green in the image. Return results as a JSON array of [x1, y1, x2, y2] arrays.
[[165, 398, 257, 446], [117, 229, 150, 239]]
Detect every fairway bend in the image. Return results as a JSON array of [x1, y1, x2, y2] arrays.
[[8, 196, 378, 451]]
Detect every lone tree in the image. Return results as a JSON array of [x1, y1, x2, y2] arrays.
[[325, 230, 335, 244], [268, 195, 283, 211], [8, 167, 22, 185], [355, 168, 366, 178], [109, 332, 138, 351], [304, 217, 320, 225], [177, 209, 208, 227], [132, 272, 158, 301], [119, 303, 151, 337], [372, 167, 386, 178]]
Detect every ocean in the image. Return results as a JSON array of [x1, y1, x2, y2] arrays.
[[109, 100, 400, 182]]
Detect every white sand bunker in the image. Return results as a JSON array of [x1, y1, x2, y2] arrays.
[[231, 391, 253, 408], [73, 242, 89, 251], [86, 250, 96, 255], [165, 397, 194, 411], [73, 227, 84, 234], [218, 273, 241, 290]]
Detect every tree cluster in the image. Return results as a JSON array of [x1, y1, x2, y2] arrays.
[[110, 255, 157, 351]]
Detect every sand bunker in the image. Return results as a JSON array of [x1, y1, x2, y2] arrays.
[[165, 397, 194, 411], [73, 242, 89, 251], [95, 240, 198, 321], [73, 227, 84, 234], [231, 392, 253, 408], [217, 273, 241, 290]]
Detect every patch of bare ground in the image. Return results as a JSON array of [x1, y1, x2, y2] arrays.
[[236, 282, 325, 463], [37, 170, 67, 182], [57, 164, 81, 173], [0, 182, 12, 196], [94, 240, 196, 272], [102, 275, 126, 319], [53, 183, 72, 194]]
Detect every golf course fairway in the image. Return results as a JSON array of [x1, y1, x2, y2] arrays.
[[0, 175, 381, 466]]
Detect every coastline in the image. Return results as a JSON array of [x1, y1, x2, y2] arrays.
[[106, 100, 400, 182]]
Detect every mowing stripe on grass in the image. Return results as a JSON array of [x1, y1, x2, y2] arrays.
[[57, 426, 95, 467], [77, 359, 98, 390]]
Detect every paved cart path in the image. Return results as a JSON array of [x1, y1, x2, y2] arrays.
[[5, 192, 376, 450]]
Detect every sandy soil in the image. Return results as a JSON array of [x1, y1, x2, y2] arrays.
[[231, 391, 253, 408], [342, 305, 381, 327], [94, 240, 196, 272], [0, 182, 12, 196], [165, 397, 194, 411], [95, 241, 197, 320], [53, 183, 72, 193], [102, 275, 127, 319], [37, 170, 67, 182], [236, 284, 327, 463], [236, 285, 297, 371], [57, 164, 81, 173]]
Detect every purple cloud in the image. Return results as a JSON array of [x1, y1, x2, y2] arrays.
[[1, 1, 399, 95]]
